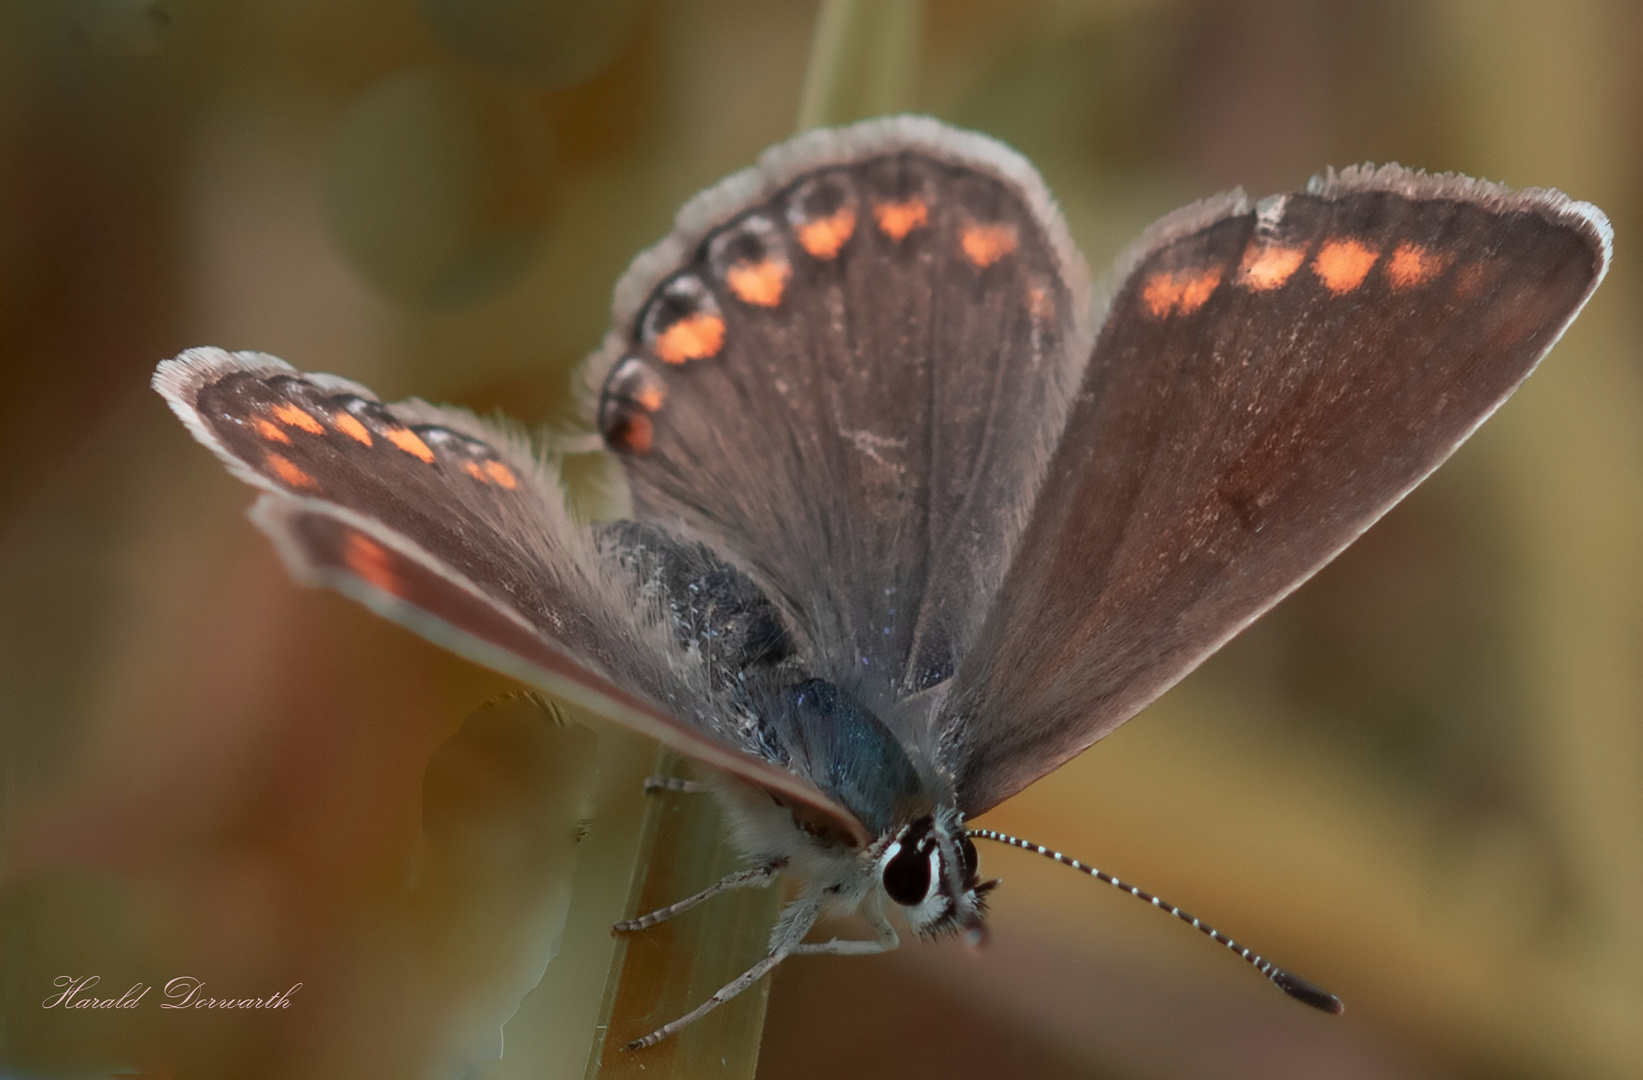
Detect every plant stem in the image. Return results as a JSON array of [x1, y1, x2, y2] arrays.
[[795, 0, 926, 132], [583, 750, 783, 1079]]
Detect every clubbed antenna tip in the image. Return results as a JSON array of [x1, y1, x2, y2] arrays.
[[1273, 969, 1345, 1014]]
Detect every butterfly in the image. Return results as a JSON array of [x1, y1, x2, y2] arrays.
[[154, 116, 1609, 1048]]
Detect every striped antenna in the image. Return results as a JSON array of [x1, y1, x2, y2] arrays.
[[966, 828, 1344, 1014]]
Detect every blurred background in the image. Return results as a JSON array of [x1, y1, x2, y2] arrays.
[[1, 0, 1639, 1077]]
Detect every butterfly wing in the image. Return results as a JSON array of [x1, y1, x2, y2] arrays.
[[586, 118, 1093, 733], [940, 166, 1611, 815], [155, 347, 868, 845]]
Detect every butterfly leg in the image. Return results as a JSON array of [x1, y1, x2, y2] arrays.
[[643, 775, 709, 794], [790, 902, 900, 956], [612, 859, 785, 934], [625, 890, 822, 1050]]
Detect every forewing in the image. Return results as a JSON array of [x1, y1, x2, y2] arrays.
[[586, 118, 1091, 716], [943, 166, 1611, 815], [155, 347, 867, 845]]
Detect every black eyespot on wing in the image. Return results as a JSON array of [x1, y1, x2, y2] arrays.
[[883, 843, 932, 906]]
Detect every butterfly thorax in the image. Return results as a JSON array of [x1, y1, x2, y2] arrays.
[[598, 518, 989, 936]]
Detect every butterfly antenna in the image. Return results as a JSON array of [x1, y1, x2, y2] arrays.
[[966, 828, 1343, 1014]]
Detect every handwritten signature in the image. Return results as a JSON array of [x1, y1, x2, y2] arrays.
[[43, 975, 302, 1010]]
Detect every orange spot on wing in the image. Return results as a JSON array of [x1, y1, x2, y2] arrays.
[[385, 426, 435, 463], [726, 259, 790, 307], [1238, 244, 1306, 290], [1386, 242, 1449, 289], [797, 208, 856, 258], [874, 198, 928, 241], [462, 460, 489, 483], [961, 223, 1017, 268], [271, 402, 324, 435], [633, 382, 665, 412], [1026, 284, 1054, 319], [343, 531, 397, 593], [1142, 274, 1181, 318], [1177, 269, 1222, 313], [253, 418, 291, 444], [265, 451, 317, 489], [1313, 239, 1379, 294], [483, 460, 517, 489], [1140, 268, 1225, 318], [334, 413, 372, 445], [654, 313, 725, 364]]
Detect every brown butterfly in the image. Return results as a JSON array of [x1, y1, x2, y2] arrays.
[[156, 117, 1609, 1047]]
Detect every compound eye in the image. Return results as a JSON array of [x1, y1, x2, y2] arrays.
[[882, 843, 932, 906], [959, 835, 979, 884]]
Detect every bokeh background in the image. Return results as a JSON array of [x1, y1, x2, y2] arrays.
[[2, 0, 1640, 1077]]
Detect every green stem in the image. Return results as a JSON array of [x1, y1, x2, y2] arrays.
[[796, 0, 926, 132]]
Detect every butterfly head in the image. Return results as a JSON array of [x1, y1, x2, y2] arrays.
[[875, 809, 996, 941]]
